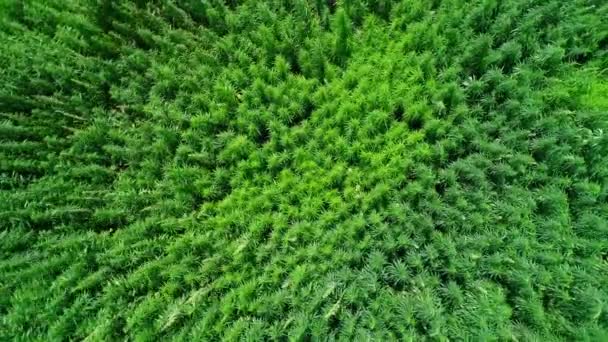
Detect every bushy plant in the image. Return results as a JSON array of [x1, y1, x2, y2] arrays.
[[1, 0, 607, 340]]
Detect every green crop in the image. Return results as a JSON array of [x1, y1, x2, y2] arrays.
[[1, 0, 607, 340]]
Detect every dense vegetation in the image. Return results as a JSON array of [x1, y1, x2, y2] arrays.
[[1, 0, 608, 340]]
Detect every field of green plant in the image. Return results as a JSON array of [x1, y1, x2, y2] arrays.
[[1, 0, 607, 340]]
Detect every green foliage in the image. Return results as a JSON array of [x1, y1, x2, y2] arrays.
[[1, 0, 607, 340]]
